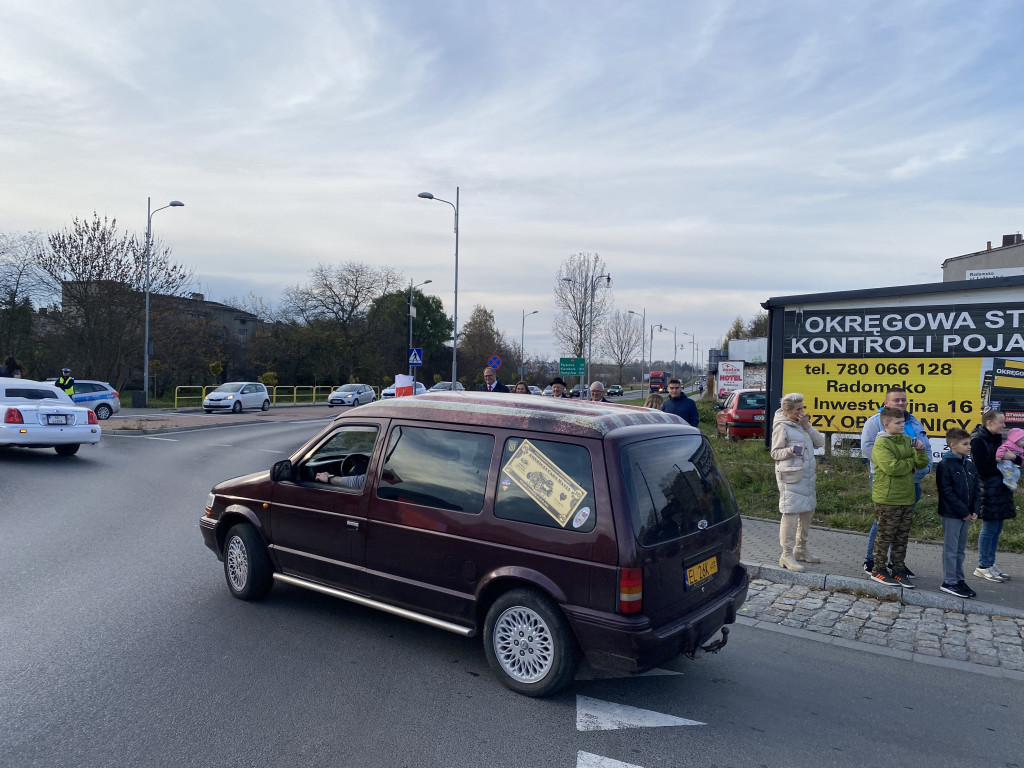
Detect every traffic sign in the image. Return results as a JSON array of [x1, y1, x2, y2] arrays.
[[487, 355, 502, 370], [408, 348, 423, 366], [559, 357, 585, 376]]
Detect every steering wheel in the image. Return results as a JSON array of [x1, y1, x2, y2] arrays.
[[341, 453, 369, 477]]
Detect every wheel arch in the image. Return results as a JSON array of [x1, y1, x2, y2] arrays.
[[214, 505, 267, 554], [474, 568, 570, 629]]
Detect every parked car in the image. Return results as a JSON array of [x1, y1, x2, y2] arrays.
[[1, 377, 101, 455], [380, 381, 428, 398], [607, 385, 624, 397], [199, 392, 747, 697], [528, 385, 543, 395], [327, 384, 376, 408], [72, 380, 121, 420], [428, 381, 465, 392], [203, 382, 271, 413], [715, 388, 767, 439]]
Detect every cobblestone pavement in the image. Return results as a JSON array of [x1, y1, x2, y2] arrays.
[[739, 578, 1024, 681]]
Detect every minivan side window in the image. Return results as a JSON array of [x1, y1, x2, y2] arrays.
[[301, 426, 379, 487], [621, 435, 738, 547], [376, 426, 493, 513], [494, 437, 596, 532]]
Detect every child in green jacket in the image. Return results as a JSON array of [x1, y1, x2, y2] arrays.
[[870, 407, 930, 587]]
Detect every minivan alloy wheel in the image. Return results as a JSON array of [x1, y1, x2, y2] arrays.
[[493, 606, 555, 683], [482, 588, 579, 697], [225, 535, 249, 591]]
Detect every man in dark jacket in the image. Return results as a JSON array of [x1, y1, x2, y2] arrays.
[[548, 377, 569, 398], [662, 378, 698, 427], [935, 427, 980, 597], [481, 367, 509, 393]]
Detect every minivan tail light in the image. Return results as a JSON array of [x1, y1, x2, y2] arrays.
[[619, 567, 642, 614], [4, 407, 24, 424]]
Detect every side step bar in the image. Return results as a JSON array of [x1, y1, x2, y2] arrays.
[[272, 573, 476, 637]]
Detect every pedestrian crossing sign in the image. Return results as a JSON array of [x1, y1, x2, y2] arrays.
[[408, 348, 423, 366]]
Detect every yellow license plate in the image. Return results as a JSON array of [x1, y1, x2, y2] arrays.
[[686, 556, 718, 586]]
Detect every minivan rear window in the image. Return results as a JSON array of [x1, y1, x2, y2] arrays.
[[621, 435, 738, 547], [494, 437, 596, 532]]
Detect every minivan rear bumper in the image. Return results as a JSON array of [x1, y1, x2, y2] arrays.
[[564, 567, 748, 674]]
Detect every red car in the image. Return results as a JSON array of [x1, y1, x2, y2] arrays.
[[716, 388, 767, 439]]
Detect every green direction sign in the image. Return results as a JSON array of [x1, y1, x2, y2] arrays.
[[559, 357, 585, 376]]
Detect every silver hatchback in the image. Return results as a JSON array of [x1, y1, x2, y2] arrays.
[[72, 380, 121, 420]]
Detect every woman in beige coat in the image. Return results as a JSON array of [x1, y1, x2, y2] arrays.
[[770, 392, 826, 572]]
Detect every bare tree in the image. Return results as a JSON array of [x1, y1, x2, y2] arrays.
[[282, 261, 403, 379], [35, 213, 194, 388], [598, 310, 643, 386], [552, 252, 613, 361], [0, 232, 48, 366]]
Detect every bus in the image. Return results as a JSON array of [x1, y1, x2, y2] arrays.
[[649, 371, 667, 393]]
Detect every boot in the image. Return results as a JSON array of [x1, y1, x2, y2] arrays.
[[794, 511, 821, 563], [779, 515, 805, 572]]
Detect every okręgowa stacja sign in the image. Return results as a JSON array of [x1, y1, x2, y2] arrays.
[[768, 290, 1024, 438]]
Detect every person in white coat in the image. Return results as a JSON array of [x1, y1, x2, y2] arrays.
[[770, 392, 826, 572]]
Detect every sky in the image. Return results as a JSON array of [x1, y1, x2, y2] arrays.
[[3, 0, 1023, 375]]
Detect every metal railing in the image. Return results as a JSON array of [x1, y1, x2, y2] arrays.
[[172, 384, 381, 409]]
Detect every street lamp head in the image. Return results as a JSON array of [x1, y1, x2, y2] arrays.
[[423, 279, 433, 285], [417, 192, 434, 199], [527, 310, 539, 317], [169, 201, 184, 207]]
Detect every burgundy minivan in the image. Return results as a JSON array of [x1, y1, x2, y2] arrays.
[[199, 392, 747, 696]]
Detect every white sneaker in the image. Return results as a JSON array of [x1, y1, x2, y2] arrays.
[[990, 565, 1011, 581], [974, 566, 1004, 582]]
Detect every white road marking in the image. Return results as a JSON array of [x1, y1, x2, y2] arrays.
[[577, 752, 644, 768], [258, 449, 286, 453], [576, 695, 704, 731], [209, 444, 234, 447], [144, 436, 178, 441]]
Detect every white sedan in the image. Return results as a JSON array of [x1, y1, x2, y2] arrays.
[[1, 377, 101, 456]]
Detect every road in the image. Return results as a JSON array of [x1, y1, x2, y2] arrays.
[[1, 419, 1019, 768]]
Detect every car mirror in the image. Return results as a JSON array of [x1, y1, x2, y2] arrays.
[[271, 459, 293, 482]]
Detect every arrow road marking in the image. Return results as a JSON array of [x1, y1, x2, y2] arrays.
[[576, 695, 705, 731], [577, 751, 645, 768]]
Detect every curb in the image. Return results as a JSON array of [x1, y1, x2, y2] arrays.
[[742, 560, 1024, 620]]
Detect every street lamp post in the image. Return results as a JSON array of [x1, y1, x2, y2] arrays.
[[680, 331, 695, 378], [627, 308, 645, 388], [408, 279, 432, 379], [418, 188, 459, 385], [520, 309, 538, 379], [143, 197, 184, 406], [654, 324, 676, 380], [564, 273, 610, 390]]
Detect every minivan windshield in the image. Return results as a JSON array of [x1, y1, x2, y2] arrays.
[[621, 435, 738, 547]]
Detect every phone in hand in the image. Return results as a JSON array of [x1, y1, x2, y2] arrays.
[[792, 444, 804, 456]]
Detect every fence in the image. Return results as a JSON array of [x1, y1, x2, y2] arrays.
[[172, 384, 379, 409]]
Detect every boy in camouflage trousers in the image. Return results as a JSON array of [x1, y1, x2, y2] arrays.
[[870, 406, 930, 587]]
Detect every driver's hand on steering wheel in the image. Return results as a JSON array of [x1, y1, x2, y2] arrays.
[[315, 471, 332, 484]]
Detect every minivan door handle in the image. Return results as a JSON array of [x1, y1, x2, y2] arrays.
[[346, 520, 360, 531]]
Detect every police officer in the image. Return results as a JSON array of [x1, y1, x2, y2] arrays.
[[56, 367, 75, 396]]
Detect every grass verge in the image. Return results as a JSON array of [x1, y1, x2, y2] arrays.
[[696, 400, 1024, 554]]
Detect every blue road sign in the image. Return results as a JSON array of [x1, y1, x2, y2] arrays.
[[408, 348, 423, 366], [487, 355, 502, 370]]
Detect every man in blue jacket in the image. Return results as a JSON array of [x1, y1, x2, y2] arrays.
[[662, 378, 699, 427]]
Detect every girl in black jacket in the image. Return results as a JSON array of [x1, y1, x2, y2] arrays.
[[970, 410, 1019, 582]]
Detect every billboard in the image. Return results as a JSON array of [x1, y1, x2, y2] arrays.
[[718, 360, 744, 399], [777, 300, 1024, 436]]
